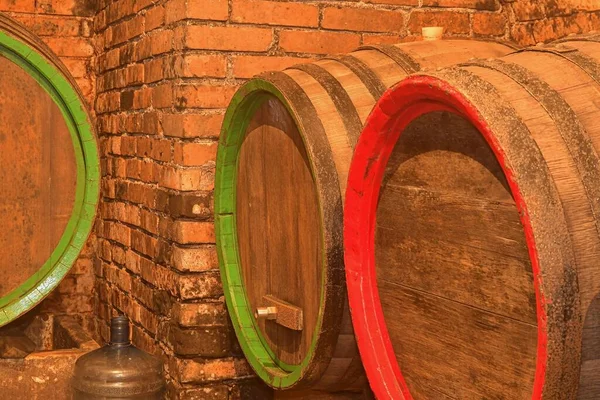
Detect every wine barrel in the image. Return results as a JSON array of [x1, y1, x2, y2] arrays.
[[0, 14, 99, 326], [214, 39, 514, 391], [344, 36, 600, 399]]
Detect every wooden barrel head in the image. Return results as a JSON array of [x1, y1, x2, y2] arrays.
[[375, 111, 536, 399], [236, 95, 321, 366], [216, 78, 344, 389], [0, 19, 99, 325], [344, 75, 579, 400], [0, 55, 77, 298]]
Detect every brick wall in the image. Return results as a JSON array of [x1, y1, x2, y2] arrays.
[[90, 0, 600, 398], [0, 0, 97, 331]]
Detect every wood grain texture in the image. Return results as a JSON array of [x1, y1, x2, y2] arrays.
[[0, 55, 76, 297], [262, 295, 304, 332], [237, 95, 321, 366], [463, 43, 600, 398], [375, 111, 536, 399]]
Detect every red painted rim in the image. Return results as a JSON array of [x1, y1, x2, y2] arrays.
[[343, 75, 547, 400]]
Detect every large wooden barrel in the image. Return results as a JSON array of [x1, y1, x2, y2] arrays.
[[214, 39, 513, 391], [0, 14, 98, 326], [344, 36, 600, 399]]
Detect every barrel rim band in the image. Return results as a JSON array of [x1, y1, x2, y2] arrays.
[[214, 77, 335, 389], [357, 44, 421, 74], [343, 72, 580, 399], [461, 57, 600, 237], [0, 28, 99, 326], [289, 63, 363, 148]]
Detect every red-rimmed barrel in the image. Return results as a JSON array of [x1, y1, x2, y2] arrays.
[[344, 37, 600, 399]]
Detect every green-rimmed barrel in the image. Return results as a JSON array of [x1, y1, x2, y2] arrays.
[[214, 39, 514, 391], [0, 14, 99, 326]]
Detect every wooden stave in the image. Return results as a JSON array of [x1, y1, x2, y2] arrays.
[[0, 13, 99, 326], [499, 38, 600, 399], [343, 38, 600, 399], [215, 40, 514, 391]]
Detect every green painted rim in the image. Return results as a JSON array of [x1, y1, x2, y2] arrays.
[[0, 30, 99, 326], [215, 79, 326, 388]]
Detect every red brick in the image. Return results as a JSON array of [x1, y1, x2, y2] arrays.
[[545, 1, 577, 17], [174, 85, 239, 109], [511, 0, 546, 22], [577, 0, 600, 11], [142, 112, 161, 135], [162, 113, 224, 138], [510, 23, 536, 46], [96, 92, 120, 114], [279, 30, 361, 55], [407, 11, 470, 34], [140, 260, 176, 294], [145, 56, 176, 83], [11, 14, 83, 36], [421, 0, 498, 10], [176, 54, 227, 78], [36, 0, 96, 16], [533, 13, 591, 43], [152, 83, 174, 109], [76, 77, 94, 101], [176, 359, 253, 384], [144, 5, 165, 31], [322, 7, 406, 33], [159, 165, 212, 191], [473, 13, 507, 36], [134, 0, 155, 12], [136, 29, 173, 60], [168, 193, 213, 218], [232, 55, 310, 79], [110, 15, 145, 46], [132, 301, 159, 334], [178, 273, 223, 300], [364, 0, 418, 4], [131, 230, 159, 259], [0, 0, 35, 12], [94, 8, 107, 32], [181, 25, 273, 52], [137, 138, 172, 162], [61, 58, 89, 78], [43, 37, 94, 57], [112, 245, 127, 266], [106, 0, 134, 23], [100, 48, 120, 72], [174, 302, 227, 327], [106, 222, 131, 246], [140, 209, 160, 234], [232, 0, 318, 27], [133, 87, 152, 109], [132, 325, 161, 357], [165, 0, 228, 23], [174, 142, 218, 166], [125, 250, 141, 275], [168, 324, 229, 356], [171, 246, 218, 273], [170, 221, 215, 244]]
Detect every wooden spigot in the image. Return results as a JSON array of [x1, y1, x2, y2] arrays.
[[254, 295, 304, 331], [255, 306, 278, 320]]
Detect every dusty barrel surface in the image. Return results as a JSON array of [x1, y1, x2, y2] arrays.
[[0, 14, 98, 326], [214, 39, 513, 391], [344, 36, 600, 399]]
